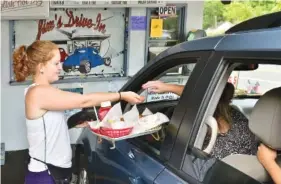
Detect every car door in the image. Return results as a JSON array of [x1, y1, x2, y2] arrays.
[[159, 51, 266, 184], [93, 51, 213, 184], [94, 139, 141, 184]]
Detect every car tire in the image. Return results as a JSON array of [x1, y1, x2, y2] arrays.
[[79, 60, 91, 74], [104, 57, 111, 66], [63, 65, 72, 73]]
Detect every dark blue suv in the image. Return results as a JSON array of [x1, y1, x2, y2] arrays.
[[70, 11, 281, 184]]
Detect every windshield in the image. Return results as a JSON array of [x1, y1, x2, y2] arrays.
[[229, 64, 281, 97]]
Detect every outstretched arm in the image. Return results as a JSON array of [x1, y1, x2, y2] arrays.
[[26, 85, 145, 112], [142, 81, 184, 96]]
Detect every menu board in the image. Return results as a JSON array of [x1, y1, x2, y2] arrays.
[[50, 0, 166, 8]]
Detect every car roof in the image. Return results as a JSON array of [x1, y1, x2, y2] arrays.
[[153, 12, 281, 62]]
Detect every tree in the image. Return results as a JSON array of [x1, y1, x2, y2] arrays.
[[223, 2, 256, 23], [203, 1, 225, 29], [203, 0, 281, 30], [270, 0, 281, 12]]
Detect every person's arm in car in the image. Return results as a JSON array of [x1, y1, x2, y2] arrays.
[[257, 144, 281, 184], [142, 81, 184, 96]]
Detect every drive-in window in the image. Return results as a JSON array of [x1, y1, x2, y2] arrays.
[[146, 6, 186, 63]]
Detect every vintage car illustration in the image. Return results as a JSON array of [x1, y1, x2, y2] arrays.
[[62, 47, 111, 74], [54, 29, 113, 74]]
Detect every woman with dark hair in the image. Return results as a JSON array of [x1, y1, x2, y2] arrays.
[[204, 82, 257, 159], [142, 81, 257, 159]]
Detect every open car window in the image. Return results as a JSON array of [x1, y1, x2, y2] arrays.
[[140, 63, 196, 103], [130, 61, 198, 159]]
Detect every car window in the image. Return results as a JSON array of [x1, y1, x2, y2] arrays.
[[130, 62, 197, 158], [140, 63, 196, 103]]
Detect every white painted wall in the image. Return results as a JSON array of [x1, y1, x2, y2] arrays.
[[127, 8, 147, 76], [185, 1, 204, 32], [1, 2, 204, 151], [1, 20, 29, 150]]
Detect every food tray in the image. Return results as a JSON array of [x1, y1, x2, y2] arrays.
[[91, 125, 162, 149]]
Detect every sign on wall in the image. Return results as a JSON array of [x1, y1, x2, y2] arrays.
[[13, 8, 126, 81], [1, 0, 49, 20], [131, 16, 147, 30], [50, 0, 166, 8], [158, 6, 176, 17], [150, 19, 163, 38]]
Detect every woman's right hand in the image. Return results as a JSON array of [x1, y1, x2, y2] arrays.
[[120, 91, 145, 104]]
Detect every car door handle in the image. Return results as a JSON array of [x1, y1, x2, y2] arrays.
[[128, 148, 144, 160], [128, 150, 135, 159], [131, 148, 143, 155], [129, 176, 144, 184]]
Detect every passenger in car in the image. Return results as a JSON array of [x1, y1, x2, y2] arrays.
[[257, 144, 281, 184], [203, 82, 257, 159], [142, 81, 258, 159]]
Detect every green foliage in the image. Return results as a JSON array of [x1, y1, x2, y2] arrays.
[[163, 17, 178, 30], [223, 2, 256, 23], [203, 1, 225, 29], [203, 0, 281, 29]]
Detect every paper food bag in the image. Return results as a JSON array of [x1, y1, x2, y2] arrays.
[[142, 108, 153, 116], [101, 103, 134, 129], [132, 112, 169, 134], [102, 102, 123, 123], [123, 105, 139, 124], [90, 102, 170, 133]]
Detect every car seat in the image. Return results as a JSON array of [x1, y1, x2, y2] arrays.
[[222, 87, 281, 183]]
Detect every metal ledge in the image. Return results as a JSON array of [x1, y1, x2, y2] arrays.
[[9, 76, 131, 86]]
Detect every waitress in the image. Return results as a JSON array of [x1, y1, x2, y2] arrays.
[[13, 40, 144, 184]]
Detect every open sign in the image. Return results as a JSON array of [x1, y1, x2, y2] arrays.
[[158, 6, 176, 16]]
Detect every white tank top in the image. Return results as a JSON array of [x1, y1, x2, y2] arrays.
[[25, 84, 72, 172]]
